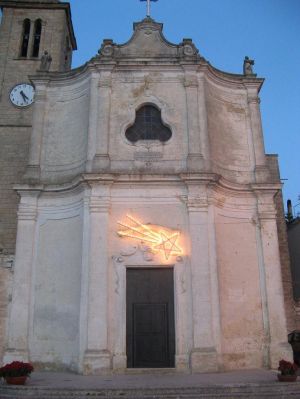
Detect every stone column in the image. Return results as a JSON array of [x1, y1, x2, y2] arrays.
[[83, 183, 112, 374], [24, 79, 49, 181], [184, 68, 204, 172], [246, 88, 269, 182], [92, 70, 112, 171], [254, 188, 293, 367], [86, 71, 99, 172], [186, 181, 218, 372], [3, 189, 40, 363]]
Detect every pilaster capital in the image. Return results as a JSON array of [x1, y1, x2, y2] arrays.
[[98, 78, 112, 88], [187, 197, 209, 212], [257, 211, 277, 220], [252, 187, 279, 220], [99, 70, 112, 88], [89, 197, 111, 213], [88, 180, 111, 213], [184, 75, 198, 88], [248, 96, 261, 105], [17, 190, 40, 221]]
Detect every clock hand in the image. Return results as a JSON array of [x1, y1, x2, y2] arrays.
[[20, 90, 29, 102]]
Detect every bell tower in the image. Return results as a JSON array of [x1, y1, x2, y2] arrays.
[[0, 0, 76, 252], [0, 0, 76, 360]]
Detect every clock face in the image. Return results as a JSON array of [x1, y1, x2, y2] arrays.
[[10, 83, 35, 107]]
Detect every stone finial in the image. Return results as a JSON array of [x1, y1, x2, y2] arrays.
[[243, 56, 256, 76], [39, 50, 52, 72]]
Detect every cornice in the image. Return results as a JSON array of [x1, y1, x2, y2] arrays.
[[15, 172, 283, 198], [29, 63, 90, 86], [251, 183, 282, 191], [201, 61, 264, 92]]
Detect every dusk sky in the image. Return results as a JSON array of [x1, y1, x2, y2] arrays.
[[69, 0, 300, 215]]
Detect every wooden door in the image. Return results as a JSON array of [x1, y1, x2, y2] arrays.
[[126, 268, 175, 368]]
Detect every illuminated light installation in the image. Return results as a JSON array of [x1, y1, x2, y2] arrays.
[[117, 215, 182, 260]]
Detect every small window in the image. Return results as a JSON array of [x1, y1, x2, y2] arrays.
[[31, 19, 42, 58], [126, 105, 172, 143], [20, 19, 31, 57]]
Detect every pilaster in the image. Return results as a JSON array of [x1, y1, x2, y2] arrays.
[[185, 181, 218, 372], [246, 88, 269, 182], [24, 79, 49, 182], [254, 188, 293, 367], [3, 189, 40, 363], [82, 183, 112, 374], [183, 67, 204, 172], [197, 73, 211, 170], [92, 70, 112, 172], [86, 71, 100, 172]]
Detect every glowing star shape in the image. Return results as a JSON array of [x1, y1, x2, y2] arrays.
[[153, 232, 182, 260], [117, 215, 183, 260]]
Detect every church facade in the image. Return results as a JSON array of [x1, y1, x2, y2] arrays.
[[0, 0, 295, 374]]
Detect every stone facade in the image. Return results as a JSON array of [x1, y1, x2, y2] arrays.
[[0, 2, 296, 374], [0, 0, 76, 369]]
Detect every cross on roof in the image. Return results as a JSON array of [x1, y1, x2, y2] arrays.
[[140, 0, 158, 18]]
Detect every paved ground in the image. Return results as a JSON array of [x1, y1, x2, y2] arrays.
[[0, 369, 282, 390]]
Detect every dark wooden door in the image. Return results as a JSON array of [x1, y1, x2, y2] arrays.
[[126, 268, 175, 368]]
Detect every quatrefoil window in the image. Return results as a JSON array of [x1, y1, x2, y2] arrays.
[[125, 105, 172, 143]]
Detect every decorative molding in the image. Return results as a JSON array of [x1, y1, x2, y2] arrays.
[[184, 75, 199, 88], [248, 96, 260, 105], [187, 197, 208, 211], [89, 198, 110, 213]]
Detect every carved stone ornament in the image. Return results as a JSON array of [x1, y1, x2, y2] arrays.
[[183, 44, 194, 56], [99, 39, 115, 58], [180, 39, 198, 58]]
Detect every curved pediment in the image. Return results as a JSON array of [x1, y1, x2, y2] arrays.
[[97, 18, 199, 61]]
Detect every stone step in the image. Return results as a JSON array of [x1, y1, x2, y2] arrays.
[[1, 383, 300, 399]]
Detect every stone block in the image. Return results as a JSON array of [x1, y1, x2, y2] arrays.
[[190, 348, 218, 373]]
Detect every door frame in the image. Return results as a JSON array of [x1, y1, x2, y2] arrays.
[[111, 260, 190, 372], [126, 267, 175, 368]]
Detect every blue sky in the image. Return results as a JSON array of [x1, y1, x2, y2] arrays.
[[69, 0, 300, 215]]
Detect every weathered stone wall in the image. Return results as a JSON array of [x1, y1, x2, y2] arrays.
[[0, 1, 75, 362], [0, 127, 30, 254], [0, 265, 13, 363], [205, 80, 255, 185], [0, 125, 29, 362], [288, 221, 300, 301], [266, 155, 297, 332]]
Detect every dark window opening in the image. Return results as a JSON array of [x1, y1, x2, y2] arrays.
[[31, 19, 42, 58], [126, 105, 172, 143], [20, 19, 31, 57]]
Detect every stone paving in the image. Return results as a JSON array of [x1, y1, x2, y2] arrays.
[[0, 368, 285, 389], [1, 369, 300, 399]]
